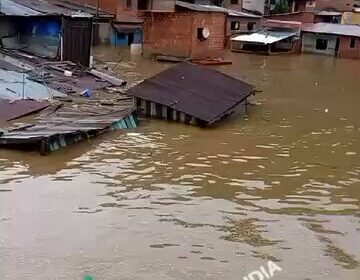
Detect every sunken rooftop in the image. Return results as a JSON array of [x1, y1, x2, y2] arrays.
[[126, 63, 255, 126]]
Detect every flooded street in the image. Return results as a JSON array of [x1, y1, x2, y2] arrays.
[[0, 50, 359, 280]]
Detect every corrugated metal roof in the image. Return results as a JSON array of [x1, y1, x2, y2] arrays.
[[231, 30, 297, 44], [315, 10, 343, 16], [302, 23, 360, 37], [176, 0, 228, 13], [0, 0, 104, 17], [0, 99, 49, 122], [175, 1, 261, 18], [0, 0, 42, 16], [228, 10, 261, 18], [125, 63, 255, 124]]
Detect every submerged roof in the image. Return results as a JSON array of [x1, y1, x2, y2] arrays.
[[0, 99, 49, 122], [126, 63, 255, 125], [302, 23, 360, 37], [231, 30, 297, 44]]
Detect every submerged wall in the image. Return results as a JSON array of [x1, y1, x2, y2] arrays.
[[302, 32, 337, 56]]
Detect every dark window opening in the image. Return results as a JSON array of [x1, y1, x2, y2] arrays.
[[247, 22, 255, 31], [138, 0, 150, 10], [231, 0, 238, 4], [315, 38, 328, 50], [231, 21, 240, 31], [126, 0, 132, 9], [197, 28, 204, 40], [350, 37, 356, 48]]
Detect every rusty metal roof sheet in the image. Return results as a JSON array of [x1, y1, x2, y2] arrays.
[[0, 99, 49, 122], [0, 0, 111, 17], [175, 1, 228, 13], [302, 23, 360, 37], [125, 63, 255, 124]]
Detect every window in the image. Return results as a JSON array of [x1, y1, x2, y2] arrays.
[[138, 0, 150, 10], [231, 0, 238, 4], [197, 28, 204, 40], [126, 0, 132, 9], [231, 21, 240, 31], [350, 37, 356, 48], [315, 38, 328, 50], [247, 22, 255, 31]]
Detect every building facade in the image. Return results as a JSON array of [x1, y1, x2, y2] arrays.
[[141, 7, 226, 59], [301, 23, 360, 59]]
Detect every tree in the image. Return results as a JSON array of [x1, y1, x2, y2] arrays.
[[272, 0, 290, 14]]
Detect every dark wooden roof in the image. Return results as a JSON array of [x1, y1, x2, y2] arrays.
[[126, 63, 255, 124]]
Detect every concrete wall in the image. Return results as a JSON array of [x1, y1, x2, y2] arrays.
[[243, 0, 265, 14], [339, 36, 360, 59], [302, 33, 337, 55], [342, 12, 360, 24], [98, 22, 111, 43], [141, 11, 225, 59]]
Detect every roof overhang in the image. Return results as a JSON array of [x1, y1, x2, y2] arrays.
[[231, 31, 298, 44]]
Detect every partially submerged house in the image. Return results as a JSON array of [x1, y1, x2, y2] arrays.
[[301, 23, 360, 59], [126, 63, 255, 126], [231, 19, 302, 54], [0, 0, 98, 66], [140, 1, 228, 59]]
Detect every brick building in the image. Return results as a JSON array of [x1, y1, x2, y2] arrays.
[[140, 1, 227, 59], [302, 23, 360, 59]]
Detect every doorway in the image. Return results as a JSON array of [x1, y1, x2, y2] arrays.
[[128, 32, 134, 46], [335, 37, 340, 57]]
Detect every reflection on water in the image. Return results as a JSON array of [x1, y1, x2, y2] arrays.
[[0, 50, 359, 280]]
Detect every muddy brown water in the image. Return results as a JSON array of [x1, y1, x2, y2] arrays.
[[0, 48, 359, 280]]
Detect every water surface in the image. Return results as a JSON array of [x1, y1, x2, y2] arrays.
[[0, 50, 359, 280]]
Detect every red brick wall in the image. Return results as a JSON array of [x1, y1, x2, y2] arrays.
[[141, 12, 193, 58], [264, 12, 315, 23], [339, 36, 360, 59], [140, 12, 226, 59], [76, 0, 117, 14], [117, 0, 138, 19], [191, 13, 226, 59], [316, 0, 355, 12]]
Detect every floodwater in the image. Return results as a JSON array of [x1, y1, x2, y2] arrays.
[[0, 48, 359, 280]]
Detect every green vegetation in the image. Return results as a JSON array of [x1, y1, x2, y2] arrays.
[[272, 0, 290, 14]]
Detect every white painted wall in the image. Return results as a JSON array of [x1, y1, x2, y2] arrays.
[[242, 0, 266, 14]]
